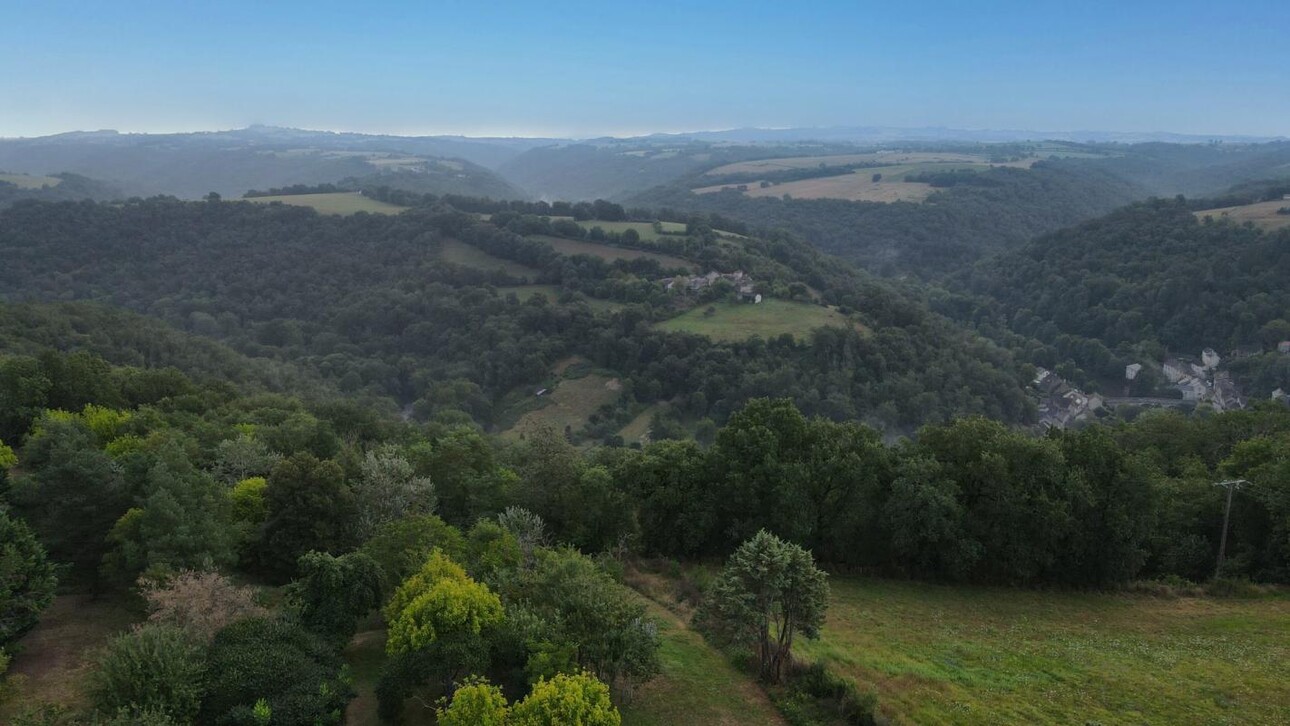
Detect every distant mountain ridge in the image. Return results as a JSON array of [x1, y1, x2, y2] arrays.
[[642, 125, 1286, 145], [0, 126, 535, 199]]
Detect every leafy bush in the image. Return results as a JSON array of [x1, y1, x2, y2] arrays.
[[89, 624, 206, 722], [201, 617, 350, 726], [0, 508, 58, 648]]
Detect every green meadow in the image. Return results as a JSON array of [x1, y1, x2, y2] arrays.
[[242, 191, 407, 215], [656, 299, 860, 342], [800, 578, 1290, 725]]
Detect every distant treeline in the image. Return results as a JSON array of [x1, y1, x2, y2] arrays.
[[243, 183, 351, 198], [619, 398, 1290, 586]]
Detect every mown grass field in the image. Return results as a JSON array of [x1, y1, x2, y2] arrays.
[[439, 239, 540, 280], [0, 172, 62, 188], [705, 151, 995, 176], [622, 599, 785, 726], [618, 405, 660, 446], [696, 154, 1037, 203], [572, 220, 686, 241], [695, 174, 937, 203], [531, 235, 694, 270], [799, 577, 1290, 726], [242, 191, 407, 215], [657, 300, 861, 342], [504, 372, 622, 438], [0, 596, 138, 721], [1195, 200, 1290, 232]]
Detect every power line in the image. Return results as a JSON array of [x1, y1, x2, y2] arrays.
[[1213, 479, 1249, 580]]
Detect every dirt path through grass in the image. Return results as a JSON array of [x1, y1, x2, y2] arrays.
[[622, 583, 786, 725]]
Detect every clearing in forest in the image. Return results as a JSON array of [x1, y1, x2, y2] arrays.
[[531, 235, 694, 270], [656, 299, 862, 343], [696, 153, 1038, 203], [618, 405, 660, 446], [504, 373, 622, 439], [1195, 199, 1290, 232], [800, 577, 1290, 725], [438, 239, 540, 280], [0, 595, 138, 721], [620, 597, 786, 726], [705, 151, 1001, 176], [572, 220, 686, 241], [693, 173, 936, 203], [0, 172, 62, 188], [242, 191, 407, 215]]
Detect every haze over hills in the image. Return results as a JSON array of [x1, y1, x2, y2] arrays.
[[643, 125, 1287, 145], [12, 124, 1286, 205]]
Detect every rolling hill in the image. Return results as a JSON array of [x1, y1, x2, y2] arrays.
[[0, 194, 1037, 437], [0, 127, 533, 199]]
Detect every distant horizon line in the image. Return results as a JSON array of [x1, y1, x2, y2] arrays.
[[1, 123, 1285, 143]]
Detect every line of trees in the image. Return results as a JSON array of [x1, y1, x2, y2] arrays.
[[611, 398, 1290, 586]]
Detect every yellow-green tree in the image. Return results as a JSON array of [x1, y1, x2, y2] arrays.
[[383, 550, 503, 691], [433, 672, 620, 726], [436, 676, 509, 726], [511, 671, 621, 726]]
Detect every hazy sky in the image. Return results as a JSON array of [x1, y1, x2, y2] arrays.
[[3, 0, 1288, 138]]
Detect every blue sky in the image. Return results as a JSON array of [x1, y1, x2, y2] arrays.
[[2, 0, 1287, 138]]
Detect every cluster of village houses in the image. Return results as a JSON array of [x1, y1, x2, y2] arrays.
[[658, 270, 763, 303], [1035, 342, 1290, 429]]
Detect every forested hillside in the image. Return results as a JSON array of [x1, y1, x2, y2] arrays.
[[621, 141, 1290, 280], [0, 196, 1035, 434], [0, 172, 120, 208], [630, 162, 1144, 277], [495, 142, 840, 201], [939, 197, 1290, 396], [0, 128, 530, 199], [0, 302, 343, 400], [342, 164, 525, 200], [1060, 141, 1290, 197]]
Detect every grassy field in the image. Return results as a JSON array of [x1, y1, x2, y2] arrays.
[[439, 239, 540, 280], [656, 300, 861, 342], [504, 373, 622, 438], [243, 191, 408, 215], [622, 599, 785, 726], [1195, 199, 1290, 232], [618, 405, 660, 446], [531, 235, 693, 270], [0, 596, 138, 721], [705, 151, 1035, 177], [696, 154, 1037, 203], [0, 172, 62, 188], [799, 577, 1290, 726], [695, 174, 937, 203], [573, 220, 687, 241]]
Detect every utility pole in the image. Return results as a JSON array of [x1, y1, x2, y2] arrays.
[[1213, 479, 1249, 579]]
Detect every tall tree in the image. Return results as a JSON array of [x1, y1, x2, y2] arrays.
[[259, 453, 355, 580], [10, 414, 129, 589], [287, 550, 383, 641], [696, 530, 829, 683], [352, 447, 436, 541], [0, 508, 58, 650]]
